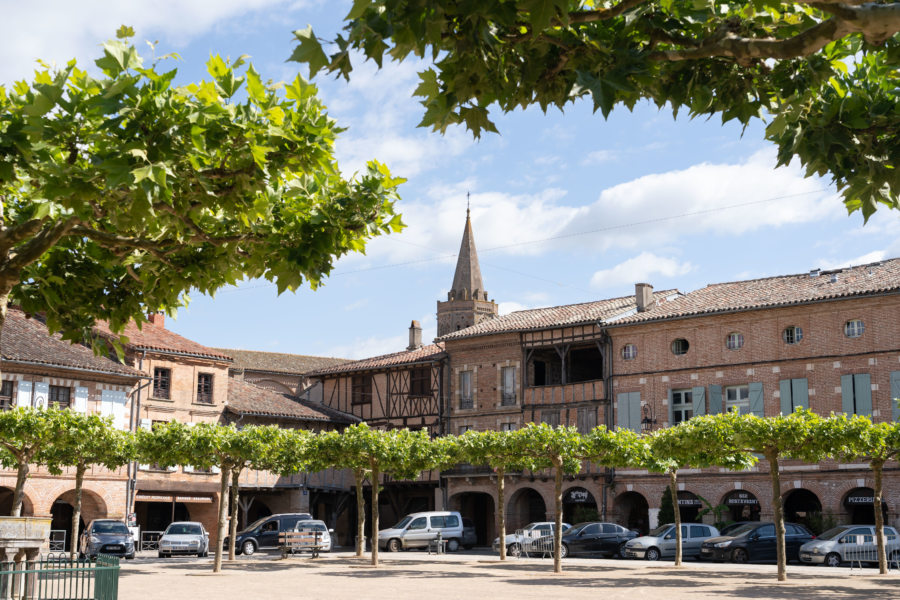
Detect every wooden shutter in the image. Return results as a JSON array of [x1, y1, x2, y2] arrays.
[[779, 380, 793, 415], [692, 386, 706, 416], [748, 382, 764, 417], [32, 381, 49, 409], [891, 371, 900, 422], [101, 390, 128, 429], [73, 387, 89, 413], [667, 389, 674, 425], [853, 374, 872, 417], [15, 380, 32, 407], [138, 419, 151, 470], [629, 392, 641, 432], [617, 393, 629, 430], [841, 374, 855, 415], [791, 378, 809, 411], [708, 385, 723, 415]]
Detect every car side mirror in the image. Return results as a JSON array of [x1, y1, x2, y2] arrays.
[[663, 534, 672, 540], [328, 529, 334, 534], [838, 537, 848, 544], [749, 534, 759, 541]]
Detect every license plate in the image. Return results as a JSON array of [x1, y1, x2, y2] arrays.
[[701, 548, 711, 554]]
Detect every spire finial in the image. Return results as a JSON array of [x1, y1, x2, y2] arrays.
[[466, 191, 470, 219]]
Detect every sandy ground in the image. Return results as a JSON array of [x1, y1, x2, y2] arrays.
[[117, 550, 900, 600]]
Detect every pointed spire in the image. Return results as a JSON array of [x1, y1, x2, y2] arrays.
[[450, 199, 485, 301]]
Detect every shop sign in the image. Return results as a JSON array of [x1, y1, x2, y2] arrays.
[[565, 489, 591, 503], [725, 491, 759, 506]]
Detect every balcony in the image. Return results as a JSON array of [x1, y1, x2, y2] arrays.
[[524, 379, 605, 407], [500, 392, 517, 407], [459, 397, 473, 410]]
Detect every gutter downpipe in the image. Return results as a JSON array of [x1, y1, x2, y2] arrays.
[[600, 328, 613, 522], [126, 350, 148, 521]]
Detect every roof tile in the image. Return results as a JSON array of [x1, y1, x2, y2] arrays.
[[308, 343, 445, 376], [94, 319, 232, 361], [210, 348, 350, 375], [226, 378, 358, 423]]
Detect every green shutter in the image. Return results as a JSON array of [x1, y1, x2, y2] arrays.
[[629, 392, 642, 432], [792, 378, 809, 411], [617, 393, 629, 430], [779, 379, 793, 415], [841, 374, 855, 415], [748, 382, 764, 417], [854, 373, 872, 417], [891, 371, 900, 422], [692, 386, 706, 416], [667, 389, 674, 425], [708, 385, 723, 415]]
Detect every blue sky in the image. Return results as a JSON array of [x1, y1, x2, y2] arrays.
[[3, 1, 898, 359]]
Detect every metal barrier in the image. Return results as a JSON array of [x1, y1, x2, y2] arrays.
[[845, 534, 900, 572], [512, 529, 554, 559], [0, 553, 119, 600], [140, 531, 164, 551], [48, 530, 67, 552]]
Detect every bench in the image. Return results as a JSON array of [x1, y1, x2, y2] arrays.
[[279, 530, 325, 559]]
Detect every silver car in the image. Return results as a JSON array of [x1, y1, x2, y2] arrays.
[[625, 523, 720, 561], [158, 521, 209, 558], [492, 522, 571, 557], [800, 525, 900, 567]]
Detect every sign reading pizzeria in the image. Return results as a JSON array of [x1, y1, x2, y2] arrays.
[[845, 488, 876, 506]]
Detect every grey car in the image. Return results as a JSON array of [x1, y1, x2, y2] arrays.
[[800, 525, 900, 567], [158, 521, 209, 558], [79, 519, 135, 559], [625, 523, 720, 561]]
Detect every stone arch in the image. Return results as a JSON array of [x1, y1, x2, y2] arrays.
[[613, 491, 649, 534], [506, 487, 547, 531], [0, 486, 34, 517], [561, 485, 598, 524], [841, 487, 888, 525], [783, 488, 822, 532], [449, 490, 496, 546], [720, 489, 762, 523]]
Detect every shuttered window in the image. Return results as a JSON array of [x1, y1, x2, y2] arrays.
[[617, 392, 641, 432], [779, 378, 809, 415], [841, 374, 872, 417], [577, 407, 597, 434], [0, 381, 13, 411], [48, 385, 70, 408], [891, 371, 900, 422], [501, 366, 516, 405], [541, 410, 560, 427], [670, 389, 693, 424], [409, 367, 430, 396], [153, 368, 171, 399], [459, 371, 473, 409], [351, 375, 372, 405], [196, 373, 214, 404]]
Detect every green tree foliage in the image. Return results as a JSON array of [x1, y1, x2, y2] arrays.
[[0, 30, 403, 362], [0, 407, 67, 516], [295, 1, 900, 219], [658, 485, 675, 528]]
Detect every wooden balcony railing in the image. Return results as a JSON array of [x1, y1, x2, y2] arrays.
[[524, 379, 605, 406]]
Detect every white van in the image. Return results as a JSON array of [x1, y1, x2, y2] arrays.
[[378, 511, 465, 552]]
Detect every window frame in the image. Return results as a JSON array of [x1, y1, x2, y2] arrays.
[[671, 388, 694, 424], [0, 380, 13, 411], [725, 384, 750, 413], [844, 319, 865, 338], [621, 344, 637, 360], [196, 373, 214, 404], [153, 367, 172, 399], [782, 326, 803, 345], [48, 385, 71, 409], [409, 366, 431, 397], [459, 370, 473, 409], [671, 338, 689, 356], [351, 375, 373, 405], [500, 366, 517, 405], [725, 332, 744, 350]]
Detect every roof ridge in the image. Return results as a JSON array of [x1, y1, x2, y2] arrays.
[[701, 257, 898, 289]]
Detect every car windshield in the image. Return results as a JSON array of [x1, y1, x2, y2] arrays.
[[165, 524, 202, 536], [392, 516, 412, 529], [243, 517, 270, 532], [728, 524, 759, 537], [817, 527, 851, 541], [648, 525, 672, 537], [93, 521, 129, 535]]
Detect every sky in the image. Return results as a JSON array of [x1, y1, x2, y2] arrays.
[[3, 1, 898, 360]]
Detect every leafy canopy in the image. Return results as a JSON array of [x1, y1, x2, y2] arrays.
[[294, 1, 900, 220]]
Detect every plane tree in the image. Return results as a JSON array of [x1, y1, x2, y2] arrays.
[[294, 1, 900, 219], [0, 407, 67, 516]]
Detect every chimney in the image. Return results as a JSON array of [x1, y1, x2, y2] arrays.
[[635, 283, 654, 313], [407, 320, 423, 351], [148, 313, 165, 328]]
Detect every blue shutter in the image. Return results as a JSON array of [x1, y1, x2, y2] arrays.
[[617, 393, 628, 430], [854, 374, 872, 417], [841, 374, 855, 415], [748, 382, 764, 417], [708, 385, 723, 415], [692, 386, 706, 416], [629, 392, 641, 432], [891, 371, 900, 422], [792, 378, 809, 411], [779, 380, 792, 415], [667, 389, 674, 425]]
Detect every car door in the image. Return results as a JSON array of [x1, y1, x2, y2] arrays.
[[839, 527, 872, 562], [403, 516, 430, 548], [686, 525, 709, 558], [572, 524, 601, 554], [751, 524, 776, 562], [659, 526, 680, 557], [598, 524, 621, 555], [257, 518, 280, 548]]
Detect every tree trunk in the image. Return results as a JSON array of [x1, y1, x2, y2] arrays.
[[12, 461, 29, 517], [873, 460, 887, 575], [670, 470, 682, 567], [553, 461, 563, 574], [70, 464, 86, 561], [0, 290, 6, 388], [213, 467, 229, 573], [370, 465, 380, 567], [228, 468, 240, 561], [766, 450, 787, 582], [354, 468, 365, 557], [496, 467, 506, 561]]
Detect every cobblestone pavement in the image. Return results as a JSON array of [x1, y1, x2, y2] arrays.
[[118, 550, 900, 599]]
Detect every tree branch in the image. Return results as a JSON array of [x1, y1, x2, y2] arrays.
[[5, 217, 79, 273], [568, 0, 651, 24], [0, 219, 46, 255]]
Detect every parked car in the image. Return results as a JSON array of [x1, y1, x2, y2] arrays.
[[462, 518, 477, 550], [378, 511, 465, 552], [293, 519, 333, 553], [492, 522, 572, 557], [625, 523, 720, 561], [554, 522, 639, 558], [718, 522, 754, 536], [227, 512, 312, 556], [800, 525, 900, 567], [158, 521, 209, 558], [700, 521, 814, 563], [79, 519, 135, 560]]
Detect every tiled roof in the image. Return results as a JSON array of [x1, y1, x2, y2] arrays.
[[94, 319, 233, 361], [209, 348, 350, 376], [2, 309, 143, 379], [307, 343, 446, 377], [226, 378, 359, 423], [437, 292, 677, 341], [605, 259, 900, 326]]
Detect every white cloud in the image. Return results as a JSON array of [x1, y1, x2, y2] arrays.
[[498, 301, 530, 316], [590, 252, 693, 290], [325, 312, 437, 358], [580, 150, 617, 165]]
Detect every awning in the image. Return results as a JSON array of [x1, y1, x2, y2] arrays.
[[677, 491, 702, 507]]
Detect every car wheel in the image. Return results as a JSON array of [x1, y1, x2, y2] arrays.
[[558, 544, 569, 559], [125, 554, 135, 560], [157, 552, 166, 559], [387, 538, 402, 552], [447, 539, 460, 552], [645, 547, 660, 561], [731, 548, 748, 564], [507, 543, 522, 558], [617, 543, 628, 559], [241, 541, 256, 556], [824, 553, 842, 568]]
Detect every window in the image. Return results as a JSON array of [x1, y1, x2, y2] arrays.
[[671, 338, 689, 355], [779, 378, 809, 414], [671, 389, 693, 424], [845, 319, 865, 338], [690, 525, 709, 538], [782, 326, 803, 345], [501, 366, 516, 405], [459, 371, 473, 409], [153, 368, 171, 399], [541, 410, 560, 427], [408, 517, 427, 530], [48, 385, 70, 408], [581, 524, 601, 535], [725, 385, 750, 413], [616, 391, 641, 432], [0, 381, 13, 411], [409, 367, 430, 396], [351, 375, 372, 405], [458, 425, 471, 435], [500, 422, 517, 432], [196, 373, 214, 404], [725, 332, 744, 350], [576, 407, 597, 434], [621, 344, 637, 360], [841, 373, 872, 417]]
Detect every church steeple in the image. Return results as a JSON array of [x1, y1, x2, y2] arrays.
[[437, 199, 498, 336]]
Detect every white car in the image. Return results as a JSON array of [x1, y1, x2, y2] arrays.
[[492, 522, 571, 557], [158, 521, 209, 558]]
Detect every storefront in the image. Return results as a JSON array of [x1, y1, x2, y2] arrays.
[[722, 490, 760, 522]]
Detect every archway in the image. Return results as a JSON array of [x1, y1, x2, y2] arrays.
[[721, 489, 760, 523], [449, 491, 495, 546], [613, 491, 649, 534], [562, 487, 598, 524], [0, 486, 34, 517], [134, 500, 190, 533], [241, 497, 273, 530], [507, 488, 546, 530], [783, 488, 822, 533], [50, 502, 84, 552], [677, 491, 702, 523], [49, 489, 107, 552], [843, 488, 888, 525]]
